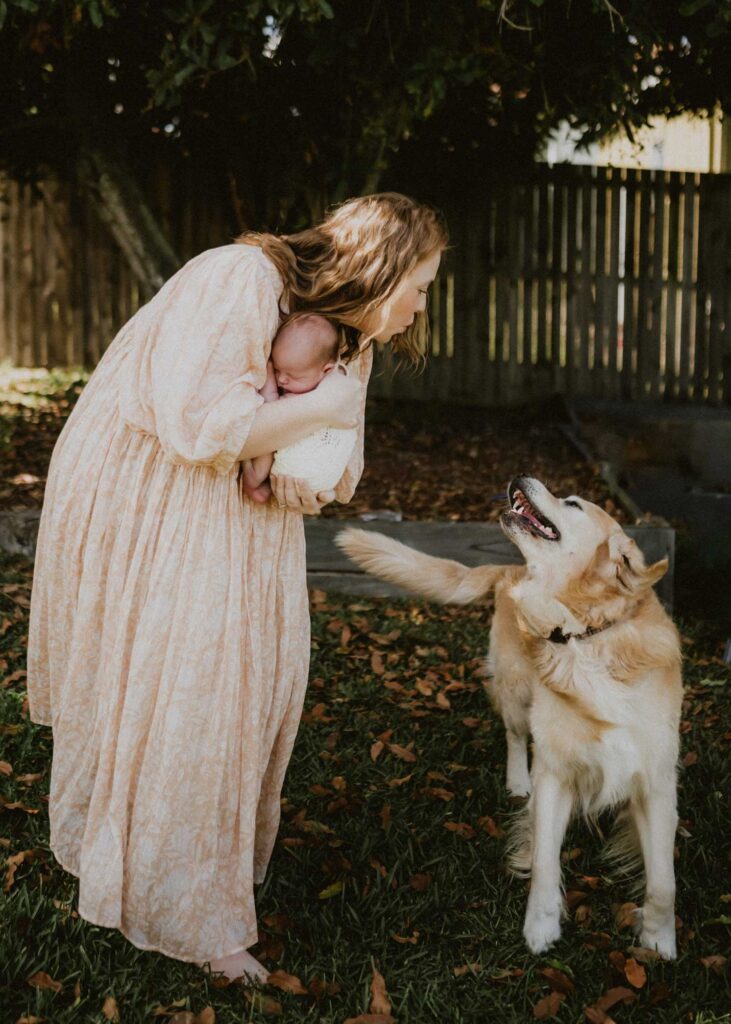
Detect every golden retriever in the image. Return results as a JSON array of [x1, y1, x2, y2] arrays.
[[336, 476, 682, 958]]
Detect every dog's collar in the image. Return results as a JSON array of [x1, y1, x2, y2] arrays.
[[546, 621, 615, 644]]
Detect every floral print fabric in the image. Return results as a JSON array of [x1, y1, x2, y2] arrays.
[[26, 243, 372, 961]]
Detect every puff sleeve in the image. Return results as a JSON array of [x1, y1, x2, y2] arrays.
[[117, 245, 282, 475], [331, 342, 374, 504]]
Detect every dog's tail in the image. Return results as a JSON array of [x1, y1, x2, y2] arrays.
[[335, 527, 507, 605]]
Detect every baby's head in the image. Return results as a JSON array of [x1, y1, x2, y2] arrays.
[[271, 314, 340, 394]]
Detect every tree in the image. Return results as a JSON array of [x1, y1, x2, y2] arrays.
[[1, 0, 730, 288]]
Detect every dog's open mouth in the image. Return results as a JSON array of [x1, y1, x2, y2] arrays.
[[506, 484, 561, 541]]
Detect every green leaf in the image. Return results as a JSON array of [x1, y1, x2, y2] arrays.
[[318, 880, 344, 899]]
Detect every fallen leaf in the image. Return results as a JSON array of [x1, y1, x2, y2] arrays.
[[478, 815, 505, 838], [682, 751, 698, 767], [421, 786, 453, 801], [27, 972, 62, 993], [533, 991, 565, 1018], [379, 804, 391, 830], [623, 958, 646, 989], [343, 1016, 395, 1024], [391, 931, 419, 944], [307, 976, 341, 1000], [453, 962, 481, 977], [538, 967, 575, 994], [699, 955, 727, 974], [626, 946, 661, 964], [266, 970, 308, 995], [243, 992, 282, 1015], [262, 913, 294, 933], [102, 997, 120, 1022], [370, 741, 384, 761], [370, 966, 391, 1016], [443, 821, 476, 839], [370, 651, 385, 675], [387, 773, 414, 788], [386, 742, 417, 763], [615, 902, 639, 930], [318, 880, 344, 899], [409, 872, 432, 892], [0, 760, 12, 775], [5, 849, 40, 892]]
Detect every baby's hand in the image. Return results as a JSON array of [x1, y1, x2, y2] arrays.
[[260, 359, 279, 402]]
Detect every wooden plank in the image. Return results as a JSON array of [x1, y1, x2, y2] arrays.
[[621, 170, 638, 399], [664, 172, 681, 400], [636, 169, 653, 398], [593, 166, 608, 395], [523, 179, 536, 382], [706, 176, 726, 404], [536, 171, 549, 367], [565, 173, 578, 393], [688, 174, 704, 397], [578, 165, 594, 393], [649, 171, 666, 400], [679, 173, 697, 400], [606, 168, 622, 398], [550, 178, 565, 391]]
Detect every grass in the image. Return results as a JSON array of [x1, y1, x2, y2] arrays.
[[1, 551, 730, 1024]]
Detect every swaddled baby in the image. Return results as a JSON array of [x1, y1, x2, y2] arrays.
[[242, 313, 357, 503]]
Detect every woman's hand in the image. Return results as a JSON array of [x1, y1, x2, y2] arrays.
[[312, 371, 363, 429], [270, 475, 335, 515]]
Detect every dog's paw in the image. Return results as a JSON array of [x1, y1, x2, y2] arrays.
[[506, 779, 532, 798], [635, 904, 677, 960], [523, 908, 562, 954]]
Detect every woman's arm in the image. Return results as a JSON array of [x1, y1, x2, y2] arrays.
[[237, 371, 363, 461]]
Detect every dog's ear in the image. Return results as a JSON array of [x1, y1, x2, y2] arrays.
[[608, 532, 668, 591]]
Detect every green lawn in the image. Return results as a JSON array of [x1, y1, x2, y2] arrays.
[[1, 551, 730, 1023]]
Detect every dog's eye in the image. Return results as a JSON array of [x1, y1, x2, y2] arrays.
[[564, 499, 582, 509]]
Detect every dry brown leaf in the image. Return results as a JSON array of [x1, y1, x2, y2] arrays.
[[421, 787, 453, 801], [386, 743, 417, 763], [435, 691, 451, 709], [243, 992, 282, 1015], [195, 1010, 215, 1024], [5, 849, 39, 892], [443, 821, 476, 839], [453, 962, 481, 977], [409, 872, 432, 892], [699, 955, 727, 974], [623, 958, 647, 989], [101, 996, 120, 1022], [0, 760, 12, 775], [533, 991, 565, 1019], [538, 967, 575, 994], [307, 976, 341, 1000], [370, 741, 384, 762], [379, 804, 391, 830], [168, 1014, 196, 1024], [369, 966, 391, 1016], [343, 1016, 395, 1024], [15, 1017, 44, 1024], [370, 651, 385, 675], [387, 773, 414, 788], [478, 815, 505, 838], [266, 969, 308, 995], [391, 931, 419, 944], [27, 971, 62, 993], [681, 751, 698, 767], [15, 772, 44, 783], [594, 987, 636, 1012], [614, 902, 639, 929]]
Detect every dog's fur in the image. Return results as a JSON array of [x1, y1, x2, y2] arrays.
[[336, 477, 683, 958]]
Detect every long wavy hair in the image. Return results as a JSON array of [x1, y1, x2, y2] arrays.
[[235, 192, 449, 366]]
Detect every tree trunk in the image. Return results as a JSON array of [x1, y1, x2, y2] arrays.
[[75, 145, 180, 296]]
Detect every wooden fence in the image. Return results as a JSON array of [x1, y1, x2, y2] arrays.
[[2, 164, 730, 406]]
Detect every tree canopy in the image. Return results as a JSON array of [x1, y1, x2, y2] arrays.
[[1, 0, 730, 280]]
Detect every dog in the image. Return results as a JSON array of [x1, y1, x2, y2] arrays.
[[336, 476, 682, 958]]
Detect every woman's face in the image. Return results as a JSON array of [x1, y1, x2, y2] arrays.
[[363, 249, 442, 342]]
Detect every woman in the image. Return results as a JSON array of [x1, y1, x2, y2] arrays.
[[26, 191, 447, 983]]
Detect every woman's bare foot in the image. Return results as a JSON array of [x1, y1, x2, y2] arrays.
[[199, 948, 269, 984]]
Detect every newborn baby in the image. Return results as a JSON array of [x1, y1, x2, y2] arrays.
[[242, 314, 355, 503]]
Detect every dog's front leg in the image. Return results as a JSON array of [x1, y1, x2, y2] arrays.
[[631, 783, 678, 959], [506, 729, 531, 797], [523, 768, 573, 954]]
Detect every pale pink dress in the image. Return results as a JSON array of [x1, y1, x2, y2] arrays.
[[26, 243, 372, 962]]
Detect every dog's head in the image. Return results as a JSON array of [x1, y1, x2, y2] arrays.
[[501, 476, 668, 635]]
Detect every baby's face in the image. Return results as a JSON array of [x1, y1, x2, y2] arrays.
[[271, 352, 328, 395]]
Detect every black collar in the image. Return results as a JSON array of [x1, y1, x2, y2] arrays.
[[547, 621, 615, 644]]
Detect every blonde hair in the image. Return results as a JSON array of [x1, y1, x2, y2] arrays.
[[235, 192, 449, 366]]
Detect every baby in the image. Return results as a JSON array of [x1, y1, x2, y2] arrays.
[[242, 314, 343, 503]]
